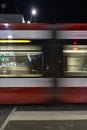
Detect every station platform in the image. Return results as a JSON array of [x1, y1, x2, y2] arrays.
[[1, 104, 87, 130]]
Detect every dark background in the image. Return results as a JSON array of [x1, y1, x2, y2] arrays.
[[0, 0, 87, 23]]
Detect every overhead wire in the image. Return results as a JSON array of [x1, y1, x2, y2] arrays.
[[12, 0, 20, 14]]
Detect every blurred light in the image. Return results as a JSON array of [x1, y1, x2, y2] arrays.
[[31, 9, 37, 15], [72, 47, 78, 51], [73, 40, 78, 45], [73, 41, 77, 45], [63, 50, 87, 53], [7, 35, 13, 39], [4, 23, 9, 28], [0, 40, 31, 43], [27, 21, 30, 24], [22, 17, 25, 23]]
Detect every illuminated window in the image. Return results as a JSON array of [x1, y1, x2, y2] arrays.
[[63, 45, 87, 77], [0, 44, 43, 77]]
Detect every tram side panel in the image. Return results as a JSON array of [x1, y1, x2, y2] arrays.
[[0, 78, 53, 104], [57, 78, 87, 103]]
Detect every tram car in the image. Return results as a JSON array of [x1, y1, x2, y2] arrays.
[[0, 23, 55, 104], [56, 23, 87, 103], [1, 22, 87, 104]]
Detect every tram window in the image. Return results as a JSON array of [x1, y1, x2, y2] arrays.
[[63, 45, 87, 77], [0, 44, 43, 77]]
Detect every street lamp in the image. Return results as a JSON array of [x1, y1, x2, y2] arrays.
[[30, 8, 37, 23]]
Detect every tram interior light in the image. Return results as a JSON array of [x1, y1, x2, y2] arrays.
[[0, 40, 31, 43], [73, 40, 78, 45]]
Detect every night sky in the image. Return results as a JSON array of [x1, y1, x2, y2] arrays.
[[0, 0, 87, 23]]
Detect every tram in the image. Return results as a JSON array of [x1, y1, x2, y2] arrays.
[[0, 23, 54, 104], [1, 22, 87, 104]]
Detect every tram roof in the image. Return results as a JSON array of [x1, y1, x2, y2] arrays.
[[0, 23, 87, 30], [0, 23, 52, 30], [56, 23, 87, 30]]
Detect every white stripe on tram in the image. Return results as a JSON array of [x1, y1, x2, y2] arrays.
[[0, 30, 53, 39], [56, 30, 87, 39], [0, 78, 53, 87], [57, 78, 87, 87]]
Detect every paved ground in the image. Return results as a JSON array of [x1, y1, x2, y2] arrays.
[[1, 104, 87, 130], [16, 104, 87, 111], [0, 105, 14, 128], [4, 120, 87, 130]]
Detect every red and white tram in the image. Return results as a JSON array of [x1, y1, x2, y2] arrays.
[[1, 22, 87, 104]]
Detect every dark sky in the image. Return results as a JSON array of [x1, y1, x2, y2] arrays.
[[0, 0, 87, 23]]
